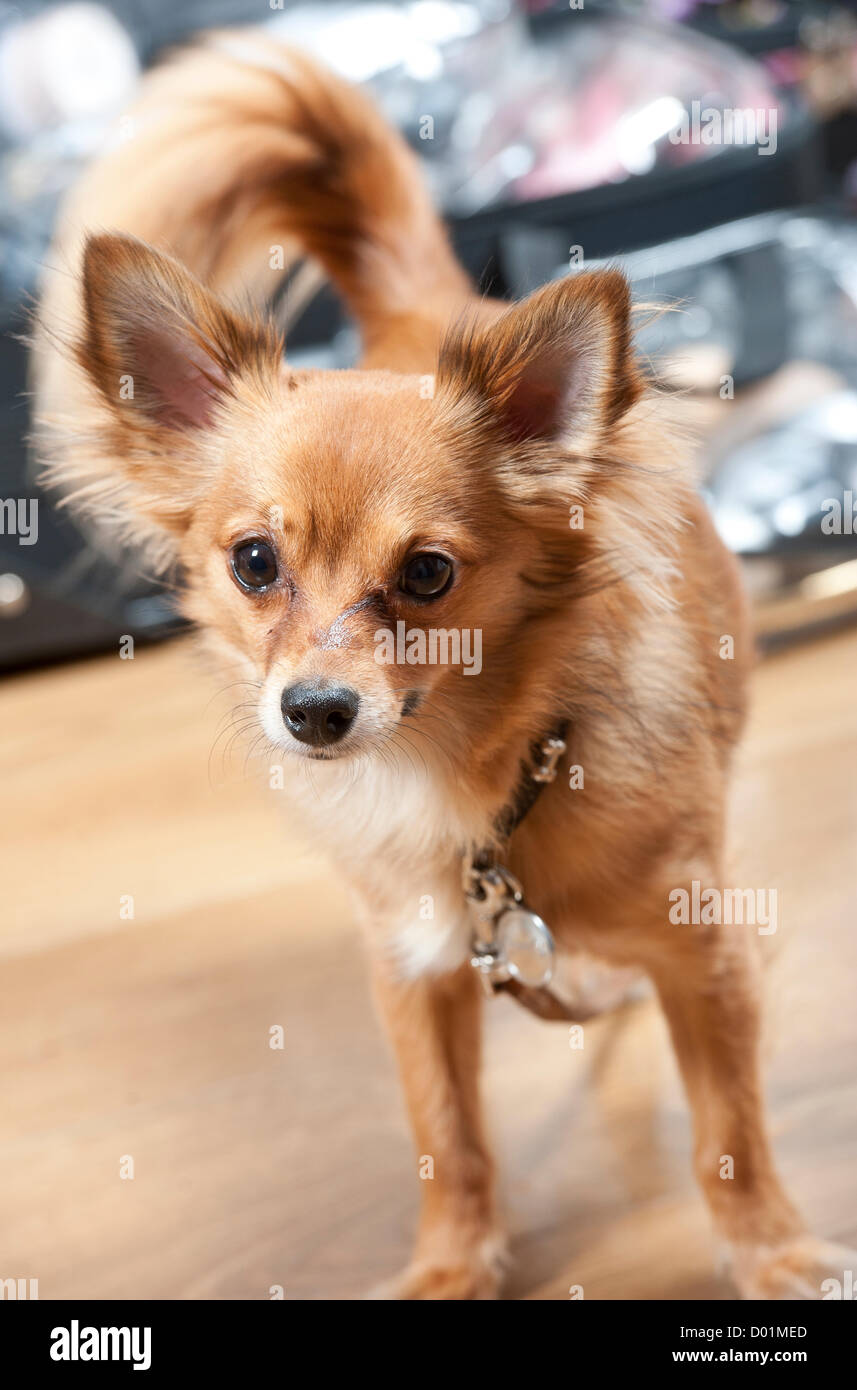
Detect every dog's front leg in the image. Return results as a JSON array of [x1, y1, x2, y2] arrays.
[[367, 959, 505, 1300], [645, 919, 853, 1298]]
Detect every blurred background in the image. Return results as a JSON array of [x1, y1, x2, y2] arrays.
[[1, 0, 856, 1302], [2, 0, 857, 665]]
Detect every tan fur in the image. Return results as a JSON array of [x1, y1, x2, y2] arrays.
[[32, 30, 850, 1300]]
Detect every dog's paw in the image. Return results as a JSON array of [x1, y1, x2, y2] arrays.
[[731, 1236, 857, 1300], [367, 1235, 507, 1301]]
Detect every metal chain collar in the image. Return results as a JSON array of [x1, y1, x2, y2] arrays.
[[463, 732, 567, 1000]]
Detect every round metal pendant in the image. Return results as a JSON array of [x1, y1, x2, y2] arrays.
[[495, 907, 555, 988]]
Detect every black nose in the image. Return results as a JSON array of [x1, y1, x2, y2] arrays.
[[280, 681, 359, 747]]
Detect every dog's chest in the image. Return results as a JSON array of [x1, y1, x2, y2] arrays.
[[282, 755, 472, 858], [278, 754, 489, 976]]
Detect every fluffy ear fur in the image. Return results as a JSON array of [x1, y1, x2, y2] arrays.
[[79, 232, 282, 431], [437, 269, 642, 462], [38, 233, 283, 567], [436, 270, 681, 607]]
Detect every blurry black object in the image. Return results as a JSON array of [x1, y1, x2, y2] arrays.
[[452, 105, 820, 304], [0, 1, 827, 669], [0, 308, 182, 672]]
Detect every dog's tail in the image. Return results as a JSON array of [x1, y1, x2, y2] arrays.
[[41, 29, 470, 352]]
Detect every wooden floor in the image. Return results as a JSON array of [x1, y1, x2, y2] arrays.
[[1, 628, 855, 1300]]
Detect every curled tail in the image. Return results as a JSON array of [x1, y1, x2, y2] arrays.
[[39, 28, 470, 353]]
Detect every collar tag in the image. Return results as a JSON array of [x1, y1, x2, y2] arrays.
[[463, 722, 566, 1002], [464, 860, 555, 994]]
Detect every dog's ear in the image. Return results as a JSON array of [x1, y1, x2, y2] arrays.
[[46, 233, 283, 562], [437, 270, 641, 461], [78, 233, 282, 433]]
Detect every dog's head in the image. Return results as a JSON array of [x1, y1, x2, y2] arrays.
[[57, 233, 646, 761]]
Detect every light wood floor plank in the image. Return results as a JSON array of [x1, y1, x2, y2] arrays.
[[1, 630, 855, 1299]]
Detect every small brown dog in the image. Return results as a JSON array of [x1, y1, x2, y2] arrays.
[[34, 29, 848, 1299]]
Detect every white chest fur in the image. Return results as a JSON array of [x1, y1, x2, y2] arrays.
[[274, 749, 491, 978]]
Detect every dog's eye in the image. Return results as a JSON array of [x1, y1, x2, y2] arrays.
[[400, 552, 453, 598], [231, 539, 278, 591]]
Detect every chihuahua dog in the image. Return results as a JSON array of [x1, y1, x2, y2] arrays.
[[34, 29, 848, 1299]]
